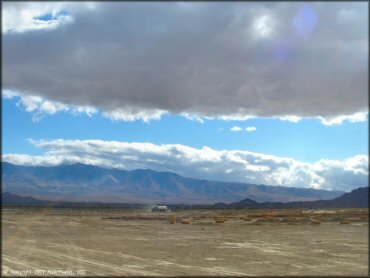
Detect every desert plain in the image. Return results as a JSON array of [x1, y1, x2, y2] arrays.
[[2, 207, 368, 276]]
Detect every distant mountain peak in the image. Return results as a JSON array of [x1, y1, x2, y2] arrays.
[[2, 162, 345, 204]]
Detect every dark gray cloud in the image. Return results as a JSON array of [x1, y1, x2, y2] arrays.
[[3, 2, 368, 120]]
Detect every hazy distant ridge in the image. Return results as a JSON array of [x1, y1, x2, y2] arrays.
[[2, 162, 344, 204], [213, 187, 369, 209]]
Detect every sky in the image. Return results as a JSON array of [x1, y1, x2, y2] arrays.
[[2, 2, 368, 192]]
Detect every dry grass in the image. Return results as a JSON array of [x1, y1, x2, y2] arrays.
[[289, 214, 298, 218], [310, 219, 322, 225], [181, 219, 191, 224], [41, 208, 50, 216], [340, 220, 352, 225], [214, 217, 227, 221], [252, 219, 263, 225], [215, 217, 226, 224]]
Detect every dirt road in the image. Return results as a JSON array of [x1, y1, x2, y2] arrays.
[[2, 208, 368, 276]]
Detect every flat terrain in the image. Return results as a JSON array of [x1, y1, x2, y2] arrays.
[[2, 207, 369, 276]]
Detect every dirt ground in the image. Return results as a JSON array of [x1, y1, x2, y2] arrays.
[[2, 207, 369, 276]]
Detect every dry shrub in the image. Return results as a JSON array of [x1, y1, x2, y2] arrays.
[[215, 218, 225, 224], [244, 217, 252, 222], [311, 219, 322, 225], [181, 219, 191, 224], [340, 220, 351, 224], [253, 219, 263, 225], [41, 208, 50, 216], [170, 216, 176, 224], [214, 217, 227, 222], [271, 218, 280, 223], [283, 217, 294, 222]]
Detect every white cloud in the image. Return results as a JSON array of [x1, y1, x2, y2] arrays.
[[3, 2, 367, 122], [15, 94, 68, 122], [71, 106, 98, 117], [6, 90, 367, 124], [16, 95, 43, 112], [2, 89, 19, 99], [103, 108, 167, 123], [230, 126, 256, 132], [218, 112, 256, 122], [3, 139, 368, 192], [279, 115, 302, 123], [319, 112, 368, 126], [5, 90, 162, 123], [230, 126, 242, 132], [2, 2, 74, 33], [180, 112, 207, 123], [4, 91, 98, 122]]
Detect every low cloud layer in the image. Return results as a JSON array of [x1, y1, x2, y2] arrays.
[[3, 139, 368, 192], [3, 2, 368, 122]]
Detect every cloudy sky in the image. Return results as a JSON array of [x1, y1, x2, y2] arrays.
[[2, 2, 368, 192]]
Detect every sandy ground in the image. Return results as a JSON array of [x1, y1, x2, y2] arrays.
[[2, 208, 369, 276]]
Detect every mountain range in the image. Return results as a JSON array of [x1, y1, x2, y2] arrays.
[[212, 186, 369, 209], [2, 187, 368, 209], [2, 162, 345, 204]]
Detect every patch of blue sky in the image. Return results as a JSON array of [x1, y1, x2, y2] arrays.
[[35, 12, 54, 21], [223, 117, 368, 163], [2, 97, 368, 163], [34, 10, 70, 21]]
